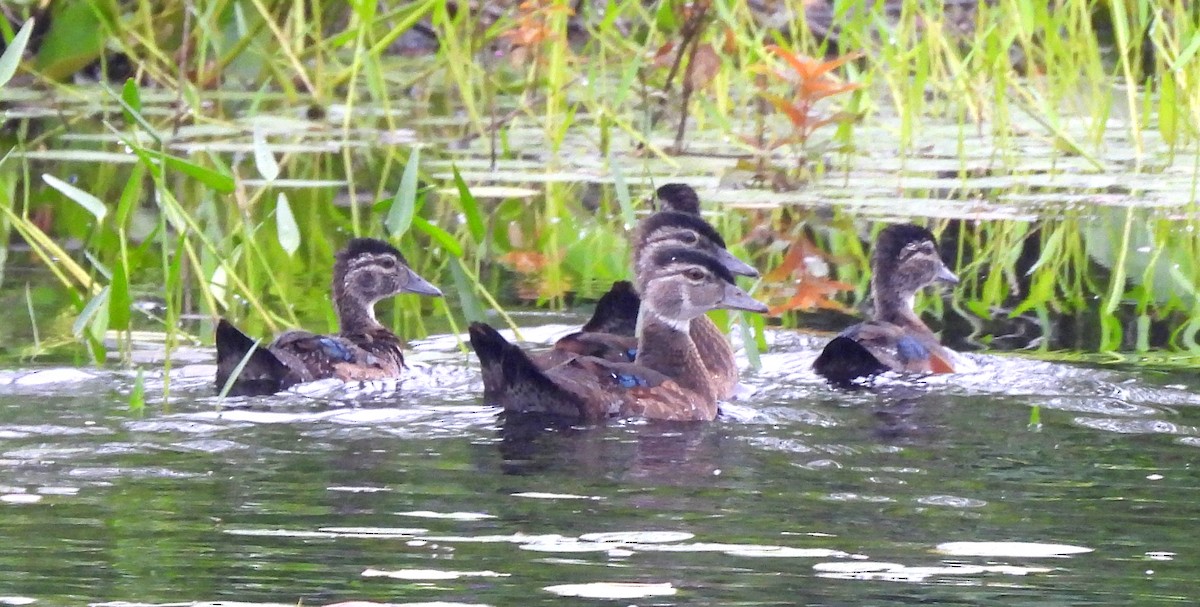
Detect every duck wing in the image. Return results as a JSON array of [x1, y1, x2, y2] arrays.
[[215, 319, 306, 396]]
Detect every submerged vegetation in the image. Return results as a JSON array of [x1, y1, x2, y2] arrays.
[[1, 1, 1200, 369]]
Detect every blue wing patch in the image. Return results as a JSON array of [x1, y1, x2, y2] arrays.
[[317, 337, 354, 362], [613, 372, 649, 388], [895, 335, 929, 364]]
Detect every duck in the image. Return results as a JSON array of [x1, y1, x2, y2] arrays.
[[470, 246, 769, 423], [551, 183, 759, 400], [215, 238, 443, 396], [812, 223, 961, 385]]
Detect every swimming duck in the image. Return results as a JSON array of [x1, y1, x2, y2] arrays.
[[812, 223, 960, 384], [547, 184, 759, 402], [215, 238, 443, 396], [470, 246, 769, 423]]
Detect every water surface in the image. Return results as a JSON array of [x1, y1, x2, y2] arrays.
[[1, 319, 1197, 606]]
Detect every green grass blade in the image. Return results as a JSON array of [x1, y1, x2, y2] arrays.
[[0, 18, 34, 88], [386, 147, 420, 236], [452, 165, 485, 244], [150, 151, 236, 193], [43, 174, 108, 221]]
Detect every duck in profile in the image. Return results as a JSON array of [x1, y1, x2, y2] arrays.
[[470, 246, 769, 423], [551, 183, 759, 401], [215, 238, 442, 396], [812, 223, 960, 385]]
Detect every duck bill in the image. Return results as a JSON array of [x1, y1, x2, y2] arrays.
[[716, 248, 760, 278], [403, 269, 444, 297], [936, 264, 960, 285], [720, 283, 769, 314]]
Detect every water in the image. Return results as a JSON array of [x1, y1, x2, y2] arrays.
[[1, 319, 1197, 606], [4, 74, 1200, 606]]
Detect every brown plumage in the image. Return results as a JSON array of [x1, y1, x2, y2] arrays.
[[544, 184, 759, 399], [813, 223, 960, 385], [215, 238, 442, 396], [470, 247, 769, 423]]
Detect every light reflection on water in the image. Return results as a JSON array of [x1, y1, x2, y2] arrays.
[[0, 324, 1198, 605]]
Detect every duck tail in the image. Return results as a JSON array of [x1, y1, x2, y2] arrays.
[[215, 319, 291, 396], [581, 280, 640, 335], [467, 322, 512, 398], [812, 335, 888, 386], [468, 322, 583, 420]]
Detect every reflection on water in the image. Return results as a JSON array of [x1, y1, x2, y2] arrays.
[[0, 323, 1199, 605]]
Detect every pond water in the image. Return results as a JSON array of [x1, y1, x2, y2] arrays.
[[5, 68, 1200, 606], [1, 318, 1198, 606]]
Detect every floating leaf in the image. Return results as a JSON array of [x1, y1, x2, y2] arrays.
[[386, 148, 420, 236], [0, 18, 34, 88], [275, 193, 300, 255], [43, 174, 108, 221], [253, 128, 280, 181]]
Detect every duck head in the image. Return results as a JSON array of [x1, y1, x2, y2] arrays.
[[638, 246, 769, 333], [653, 183, 701, 214], [870, 224, 958, 318], [332, 238, 442, 326], [633, 211, 760, 279]]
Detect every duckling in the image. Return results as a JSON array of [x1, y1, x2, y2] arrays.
[[558, 183, 758, 399], [469, 246, 769, 423], [812, 223, 960, 384], [550, 207, 758, 367], [652, 182, 701, 214], [215, 238, 442, 396]]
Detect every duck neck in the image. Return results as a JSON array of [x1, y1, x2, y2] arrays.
[[333, 282, 385, 334], [871, 278, 930, 333], [635, 309, 713, 400]]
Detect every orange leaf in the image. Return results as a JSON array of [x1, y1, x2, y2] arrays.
[[498, 250, 547, 274], [722, 26, 738, 54], [762, 238, 808, 283], [686, 43, 720, 89], [651, 41, 676, 69], [766, 45, 864, 83], [765, 45, 823, 81], [759, 92, 808, 129], [766, 277, 853, 316], [801, 78, 861, 101]]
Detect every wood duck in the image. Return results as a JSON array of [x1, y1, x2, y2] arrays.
[[470, 246, 769, 423], [812, 223, 960, 385], [215, 238, 443, 396], [547, 185, 759, 402]]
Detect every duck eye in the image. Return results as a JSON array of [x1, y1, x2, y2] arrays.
[[684, 268, 706, 281], [378, 256, 397, 269]]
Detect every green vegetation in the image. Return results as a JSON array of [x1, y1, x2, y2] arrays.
[[1, 1, 1200, 366]]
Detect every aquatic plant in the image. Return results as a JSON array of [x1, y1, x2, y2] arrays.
[[0, 1, 1198, 368]]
